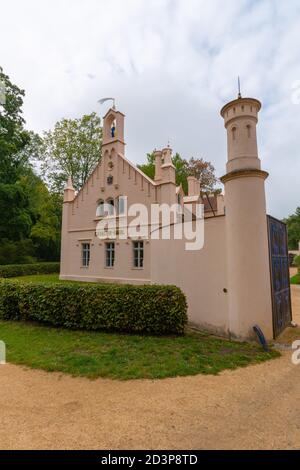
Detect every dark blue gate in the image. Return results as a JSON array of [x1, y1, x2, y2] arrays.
[[267, 215, 292, 338]]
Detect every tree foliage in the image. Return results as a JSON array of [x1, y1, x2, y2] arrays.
[[40, 113, 102, 193], [0, 66, 30, 184], [284, 207, 300, 250], [138, 153, 155, 180], [0, 67, 61, 264], [186, 157, 218, 194], [138, 152, 219, 194]]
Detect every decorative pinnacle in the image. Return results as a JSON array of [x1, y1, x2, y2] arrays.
[[65, 176, 74, 190], [238, 76, 242, 99]]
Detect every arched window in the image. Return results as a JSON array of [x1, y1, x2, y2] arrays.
[[105, 114, 117, 141], [110, 119, 116, 138], [105, 198, 115, 216], [117, 195, 126, 215], [96, 200, 104, 217], [246, 124, 251, 138], [97, 199, 116, 217], [232, 126, 237, 141]]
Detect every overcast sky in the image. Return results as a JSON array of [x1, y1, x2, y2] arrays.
[[1, 0, 300, 218]]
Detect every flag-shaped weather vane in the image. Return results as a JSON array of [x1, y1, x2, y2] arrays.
[[97, 97, 116, 109]]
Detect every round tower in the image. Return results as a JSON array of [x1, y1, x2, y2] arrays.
[[221, 97, 262, 173], [220, 95, 273, 340]]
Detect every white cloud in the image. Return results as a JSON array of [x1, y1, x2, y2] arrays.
[[0, 0, 299, 217]]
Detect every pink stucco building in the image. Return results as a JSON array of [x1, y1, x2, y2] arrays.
[[60, 94, 292, 341]]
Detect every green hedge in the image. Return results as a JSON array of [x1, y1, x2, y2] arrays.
[[0, 281, 187, 335], [0, 262, 60, 278]]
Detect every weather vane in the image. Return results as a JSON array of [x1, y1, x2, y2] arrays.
[[97, 97, 116, 109]]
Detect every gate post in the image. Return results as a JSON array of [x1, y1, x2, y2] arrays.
[[220, 94, 273, 340], [0, 340, 6, 364]]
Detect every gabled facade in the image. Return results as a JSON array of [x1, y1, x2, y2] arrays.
[[60, 106, 224, 285]]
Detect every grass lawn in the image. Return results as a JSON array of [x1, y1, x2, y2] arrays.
[[2, 273, 280, 379], [0, 320, 280, 380], [291, 273, 300, 285]]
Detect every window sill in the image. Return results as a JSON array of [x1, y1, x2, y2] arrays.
[[94, 214, 126, 222]]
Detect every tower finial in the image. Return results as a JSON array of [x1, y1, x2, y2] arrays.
[[237, 76, 242, 99]]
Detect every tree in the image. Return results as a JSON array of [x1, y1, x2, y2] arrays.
[[18, 171, 62, 261], [138, 153, 155, 180], [186, 157, 218, 194], [138, 152, 219, 194], [172, 153, 189, 193], [0, 66, 33, 247], [0, 67, 61, 263], [40, 113, 102, 193], [29, 188, 62, 261], [15, 130, 43, 165], [284, 207, 300, 250], [0, 182, 33, 240], [0, 66, 30, 183]]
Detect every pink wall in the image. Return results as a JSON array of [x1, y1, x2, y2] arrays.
[[150, 216, 229, 336]]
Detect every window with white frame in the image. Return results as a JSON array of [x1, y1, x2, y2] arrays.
[[82, 243, 90, 267], [133, 241, 144, 268], [105, 242, 115, 267]]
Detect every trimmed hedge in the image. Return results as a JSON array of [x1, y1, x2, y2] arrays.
[[0, 262, 60, 278], [0, 281, 188, 335]]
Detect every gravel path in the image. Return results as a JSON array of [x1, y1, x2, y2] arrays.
[[291, 284, 300, 324], [0, 352, 299, 450], [0, 286, 299, 450]]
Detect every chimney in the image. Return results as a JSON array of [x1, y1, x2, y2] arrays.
[[187, 176, 200, 196], [216, 193, 225, 215], [157, 145, 176, 205], [161, 145, 175, 184]]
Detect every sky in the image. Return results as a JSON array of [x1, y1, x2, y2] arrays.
[[1, 0, 300, 218]]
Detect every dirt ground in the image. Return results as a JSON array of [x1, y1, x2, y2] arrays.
[[290, 267, 298, 277], [0, 287, 299, 450]]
